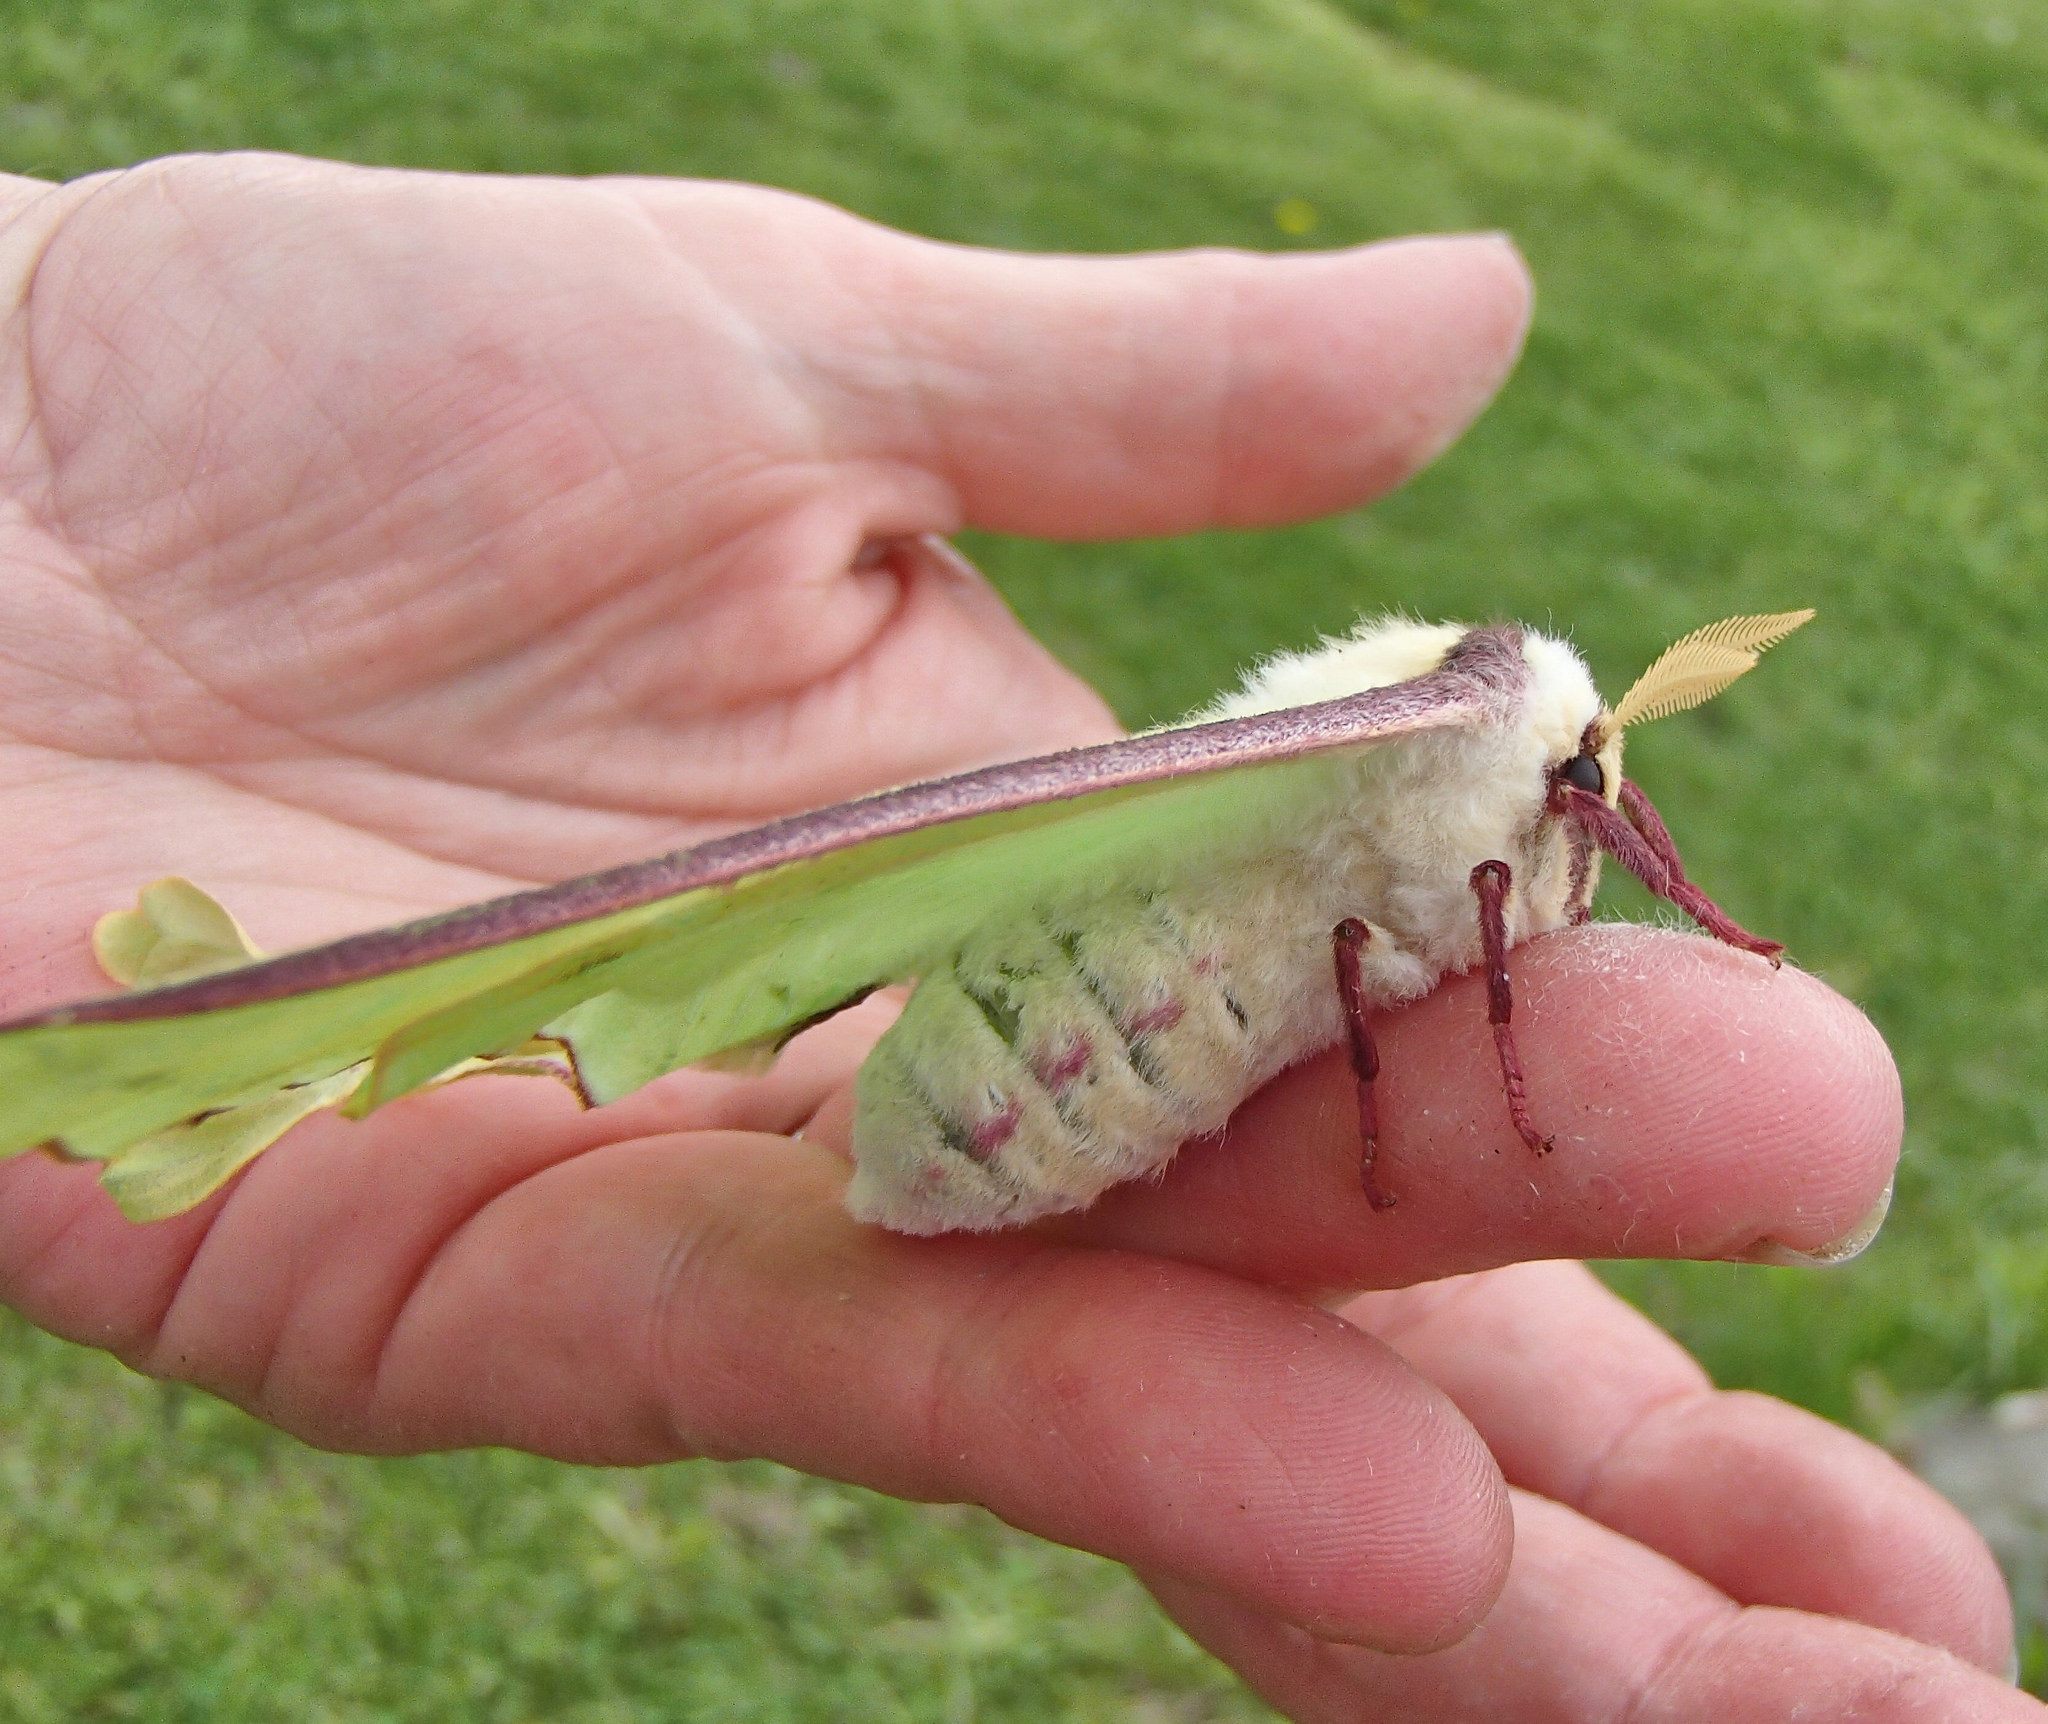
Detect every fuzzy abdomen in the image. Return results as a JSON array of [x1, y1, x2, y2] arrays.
[[844, 869, 1337, 1234]]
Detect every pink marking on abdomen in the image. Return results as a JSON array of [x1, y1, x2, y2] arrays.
[[1125, 998, 1185, 1037], [1031, 1035, 1093, 1093], [970, 1099, 1022, 1156]]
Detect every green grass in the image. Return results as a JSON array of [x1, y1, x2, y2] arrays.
[[0, 1322, 1245, 1724], [4, 0, 2048, 1711]]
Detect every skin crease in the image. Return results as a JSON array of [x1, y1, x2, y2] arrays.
[[0, 154, 2031, 1715]]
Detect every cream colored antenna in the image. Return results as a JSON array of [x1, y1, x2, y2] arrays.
[[1610, 609, 1815, 731]]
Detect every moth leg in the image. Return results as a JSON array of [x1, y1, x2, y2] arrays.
[[1468, 861, 1553, 1158], [1331, 917, 1396, 1211]]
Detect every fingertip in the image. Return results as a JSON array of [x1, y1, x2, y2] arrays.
[[1347, 1265, 2019, 1678], [1210, 230, 1534, 525], [1354, 231, 1533, 468], [1065, 924, 1906, 1289], [1530, 926, 1903, 1261], [1368, 1405, 1518, 1653], [1250, 1321, 1518, 1652], [1157, 1495, 2037, 1723], [0, 1148, 223, 1363], [1591, 1389, 2019, 1677], [947, 1259, 1516, 1653], [836, 224, 1536, 537]]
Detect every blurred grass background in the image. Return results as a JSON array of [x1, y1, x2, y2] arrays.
[[3, 0, 2046, 1714]]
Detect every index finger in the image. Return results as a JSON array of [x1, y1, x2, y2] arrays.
[[1049, 922, 1901, 1290]]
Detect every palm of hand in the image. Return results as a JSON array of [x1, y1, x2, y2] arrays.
[[0, 156, 2025, 1718], [4, 161, 1110, 920], [3, 149, 1139, 1435]]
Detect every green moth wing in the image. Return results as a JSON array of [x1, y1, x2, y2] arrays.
[[0, 641, 1516, 1220]]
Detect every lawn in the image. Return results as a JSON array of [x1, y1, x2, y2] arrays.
[[3, 0, 2046, 1713]]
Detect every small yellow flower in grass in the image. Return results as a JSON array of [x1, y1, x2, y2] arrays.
[[1273, 196, 1318, 237]]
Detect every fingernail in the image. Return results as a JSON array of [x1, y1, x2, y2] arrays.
[[1731, 1178, 1894, 1267]]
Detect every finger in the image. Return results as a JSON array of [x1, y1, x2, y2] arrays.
[[1049, 923, 1901, 1292], [625, 183, 1530, 538], [872, 230, 1531, 536], [376, 1139, 1512, 1650], [1347, 1261, 2013, 1673], [46, 1098, 1509, 1653], [0, 986, 899, 1364], [1150, 1491, 2040, 1724]]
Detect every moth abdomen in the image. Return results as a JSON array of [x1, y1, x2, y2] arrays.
[[957, 971, 1025, 1049], [844, 891, 1263, 1233], [1046, 902, 1259, 1114]]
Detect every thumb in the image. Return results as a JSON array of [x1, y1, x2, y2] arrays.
[[832, 226, 1532, 538]]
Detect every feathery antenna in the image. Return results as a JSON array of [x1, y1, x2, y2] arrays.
[[1610, 609, 1815, 731]]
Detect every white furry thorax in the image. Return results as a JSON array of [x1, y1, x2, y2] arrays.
[[1210, 615, 1612, 970], [845, 616, 1618, 1235]]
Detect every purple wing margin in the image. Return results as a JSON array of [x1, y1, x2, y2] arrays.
[[6, 626, 1526, 1029]]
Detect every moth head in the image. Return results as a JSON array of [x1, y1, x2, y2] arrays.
[[1544, 608, 1816, 808], [1517, 632, 1624, 813], [1554, 609, 1814, 959], [1550, 717, 1626, 811]]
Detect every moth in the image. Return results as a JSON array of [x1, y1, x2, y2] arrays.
[[0, 608, 1811, 1232]]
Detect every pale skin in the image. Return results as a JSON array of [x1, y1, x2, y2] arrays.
[[0, 154, 2032, 1719]]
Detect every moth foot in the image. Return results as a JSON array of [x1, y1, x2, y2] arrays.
[[1361, 1165, 1398, 1211]]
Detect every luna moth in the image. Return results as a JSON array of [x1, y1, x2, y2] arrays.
[[0, 607, 1812, 1231]]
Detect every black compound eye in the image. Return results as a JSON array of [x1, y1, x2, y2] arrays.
[[1562, 753, 1605, 795]]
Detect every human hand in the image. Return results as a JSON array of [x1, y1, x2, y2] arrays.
[[0, 155, 2024, 1715]]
